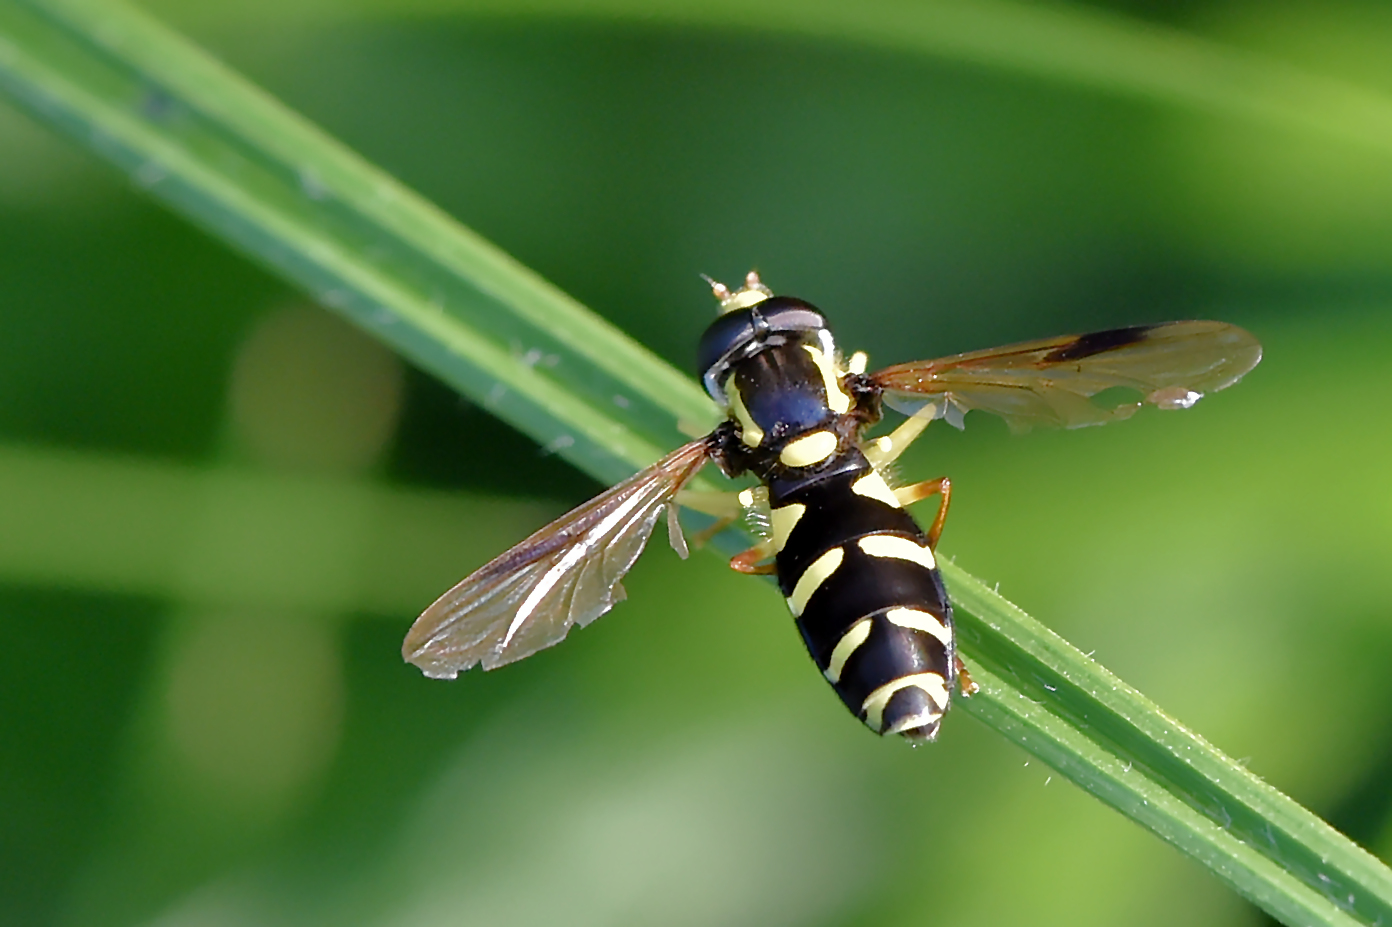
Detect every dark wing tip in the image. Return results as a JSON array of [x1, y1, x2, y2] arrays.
[[1041, 324, 1154, 364]]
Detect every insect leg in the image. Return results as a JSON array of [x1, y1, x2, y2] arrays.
[[864, 410, 934, 469], [955, 655, 979, 697], [675, 490, 744, 549], [675, 489, 743, 519], [677, 486, 773, 551], [894, 476, 952, 550], [730, 540, 778, 575], [727, 486, 777, 573]]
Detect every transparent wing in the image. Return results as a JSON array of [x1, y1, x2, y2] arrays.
[[871, 321, 1261, 432], [402, 438, 713, 678]]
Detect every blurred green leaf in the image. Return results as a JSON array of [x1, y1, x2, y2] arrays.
[[3, 1, 1392, 926], [0, 0, 721, 489], [143, 0, 1392, 157], [0, 441, 561, 613]]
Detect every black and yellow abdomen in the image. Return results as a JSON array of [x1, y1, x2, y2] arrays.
[[769, 454, 956, 742]]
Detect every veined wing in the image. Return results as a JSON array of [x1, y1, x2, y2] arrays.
[[403, 438, 713, 678], [871, 321, 1261, 432]]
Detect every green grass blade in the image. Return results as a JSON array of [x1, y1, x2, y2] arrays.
[[947, 562, 1392, 927], [2, 1, 1391, 925]]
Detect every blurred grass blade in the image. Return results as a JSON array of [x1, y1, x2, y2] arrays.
[[0, 440, 564, 614], [2, 1, 1391, 925], [0, 0, 722, 488], [144, 0, 1392, 158]]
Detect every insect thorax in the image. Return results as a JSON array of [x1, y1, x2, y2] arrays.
[[698, 297, 864, 481]]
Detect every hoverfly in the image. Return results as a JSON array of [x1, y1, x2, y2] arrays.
[[403, 273, 1261, 743]]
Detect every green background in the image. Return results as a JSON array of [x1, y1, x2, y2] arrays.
[[4, 1, 1392, 925]]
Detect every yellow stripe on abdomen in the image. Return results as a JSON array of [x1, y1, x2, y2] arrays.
[[857, 533, 935, 569], [861, 672, 949, 732], [770, 503, 806, 552], [787, 547, 844, 617], [885, 607, 952, 649], [850, 471, 902, 508], [823, 618, 871, 684]]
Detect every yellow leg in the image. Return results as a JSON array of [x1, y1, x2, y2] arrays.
[[730, 539, 778, 575], [688, 514, 736, 549], [677, 488, 770, 550], [955, 656, 979, 696], [894, 476, 951, 550], [864, 410, 934, 469], [675, 489, 744, 519]]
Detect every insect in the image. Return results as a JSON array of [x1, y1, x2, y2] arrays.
[[403, 272, 1261, 743]]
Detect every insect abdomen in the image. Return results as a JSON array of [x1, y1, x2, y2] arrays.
[[771, 458, 956, 741]]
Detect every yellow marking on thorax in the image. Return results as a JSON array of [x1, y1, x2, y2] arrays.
[[787, 547, 844, 617], [851, 472, 902, 509], [724, 380, 764, 448], [857, 534, 936, 570], [885, 606, 952, 649], [803, 344, 852, 414], [823, 618, 871, 684], [770, 503, 805, 552], [862, 672, 949, 732], [779, 430, 838, 468], [846, 350, 868, 375]]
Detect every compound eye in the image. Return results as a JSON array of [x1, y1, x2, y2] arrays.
[[696, 309, 758, 393], [756, 299, 828, 339], [696, 297, 830, 402]]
